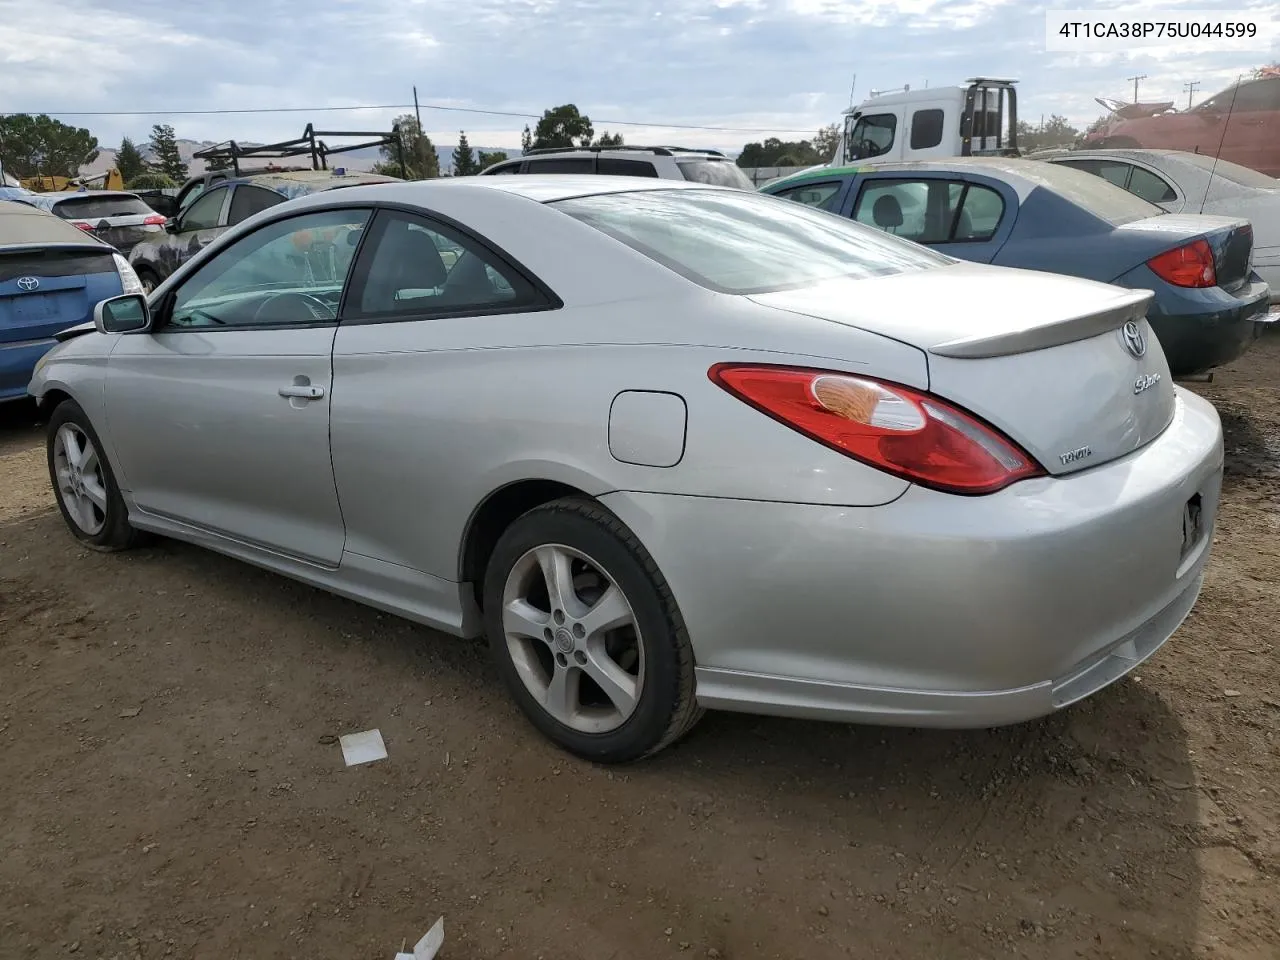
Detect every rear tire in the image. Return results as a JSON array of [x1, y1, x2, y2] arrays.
[[482, 497, 702, 763], [136, 266, 160, 294], [46, 399, 143, 552]]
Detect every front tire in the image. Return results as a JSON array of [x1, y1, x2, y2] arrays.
[[46, 400, 142, 552], [482, 497, 702, 763]]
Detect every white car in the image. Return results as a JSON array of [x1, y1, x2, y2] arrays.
[[478, 145, 756, 189]]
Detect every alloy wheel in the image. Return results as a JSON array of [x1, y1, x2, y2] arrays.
[[52, 424, 108, 536], [501, 543, 645, 734]]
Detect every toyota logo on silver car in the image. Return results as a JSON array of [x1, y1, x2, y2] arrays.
[[16, 276, 40, 291], [1120, 320, 1147, 359]]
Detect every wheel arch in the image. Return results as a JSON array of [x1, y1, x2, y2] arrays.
[[459, 478, 598, 609]]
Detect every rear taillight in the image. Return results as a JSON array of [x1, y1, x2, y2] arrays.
[[143, 215, 167, 226], [709, 364, 1046, 496], [1147, 238, 1216, 288], [70, 221, 94, 231]]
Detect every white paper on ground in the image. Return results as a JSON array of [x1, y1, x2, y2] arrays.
[[414, 917, 445, 960], [339, 729, 387, 766]]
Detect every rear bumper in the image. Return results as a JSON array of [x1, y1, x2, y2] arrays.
[[600, 387, 1224, 728], [1143, 277, 1272, 376], [0, 338, 55, 404]]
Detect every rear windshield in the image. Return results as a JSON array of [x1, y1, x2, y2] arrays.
[[1013, 160, 1163, 225], [1175, 153, 1279, 189], [552, 188, 951, 295], [0, 207, 106, 244], [53, 195, 155, 220], [675, 159, 755, 191]]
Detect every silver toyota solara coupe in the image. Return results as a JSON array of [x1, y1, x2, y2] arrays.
[[28, 176, 1224, 763]]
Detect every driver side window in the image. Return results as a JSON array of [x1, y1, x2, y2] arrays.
[[180, 187, 228, 232], [166, 208, 372, 329]]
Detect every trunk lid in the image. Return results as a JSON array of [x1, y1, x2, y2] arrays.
[[0, 245, 118, 345], [749, 263, 1176, 476], [1117, 213, 1254, 293]]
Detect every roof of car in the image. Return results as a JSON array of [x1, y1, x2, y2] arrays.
[[271, 174, 726, 212], [27, 190, 141, 201], [767, 156, 1071, 191], [228, 169, 402, 198]]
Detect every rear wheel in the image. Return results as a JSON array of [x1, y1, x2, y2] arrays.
[[136, 266, 160, 294], [483, 497, 701, 763], [46, 400, 143, 552]]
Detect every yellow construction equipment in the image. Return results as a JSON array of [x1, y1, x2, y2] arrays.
[[19, 168, 125, 192]]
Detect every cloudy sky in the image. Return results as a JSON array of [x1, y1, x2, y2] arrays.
[[2, 0, 1276, 152]]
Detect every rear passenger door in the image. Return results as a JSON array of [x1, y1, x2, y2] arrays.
[[844, 174, 1014, 263]]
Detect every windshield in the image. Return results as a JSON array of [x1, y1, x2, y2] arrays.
[[552, 187, 950, 295], [1175, 152, 1279, 189], [675, 159, 754, 190], [52, 195, 156, 220]]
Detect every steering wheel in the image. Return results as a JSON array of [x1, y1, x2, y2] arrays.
[[250, 291, 335, 323]]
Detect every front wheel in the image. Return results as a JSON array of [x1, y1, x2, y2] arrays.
[[483, 497, 702, 763], [46, 400, 143, 551]]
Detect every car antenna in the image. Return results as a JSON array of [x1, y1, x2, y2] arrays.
[[1198, 77, 1241, 214]]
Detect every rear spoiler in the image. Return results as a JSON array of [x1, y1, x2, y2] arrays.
[[930, 289, 1153, 359]]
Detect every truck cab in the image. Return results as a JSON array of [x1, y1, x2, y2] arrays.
[[830, 78, 1020, 168]]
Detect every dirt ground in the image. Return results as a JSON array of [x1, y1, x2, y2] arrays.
[[1, 338, 1278, 960]]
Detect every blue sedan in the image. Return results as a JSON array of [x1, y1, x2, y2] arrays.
[[761, 158, 1274, 376], [1, 202, 142, 403]]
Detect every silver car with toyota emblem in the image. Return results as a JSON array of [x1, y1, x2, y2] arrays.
[[27, 176, 1224, 762]]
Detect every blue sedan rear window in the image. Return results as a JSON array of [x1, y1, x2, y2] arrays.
[[552, 188, 951, 295]]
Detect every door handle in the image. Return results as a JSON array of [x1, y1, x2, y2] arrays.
[[279, 384, 325, 400]]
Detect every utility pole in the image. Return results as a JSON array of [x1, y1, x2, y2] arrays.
[[1183, 80, 1201, 109], [1127, 74, 1147, 103], [848, 73, 857, 108]]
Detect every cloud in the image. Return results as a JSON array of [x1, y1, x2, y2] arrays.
[[1, 0, 1275, 152]]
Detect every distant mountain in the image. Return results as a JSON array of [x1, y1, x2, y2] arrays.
[[83, 139, 516, 178]]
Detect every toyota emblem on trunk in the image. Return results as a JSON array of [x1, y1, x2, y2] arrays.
[[16, 276, 39, 291], [1120, 320, 1147, 359]]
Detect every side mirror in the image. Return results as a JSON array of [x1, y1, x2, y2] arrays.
[[94, 294, 151, 335], [165, 218, 180, 233]]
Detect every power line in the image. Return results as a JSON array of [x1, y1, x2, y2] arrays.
[[3, 101, 817, 135]]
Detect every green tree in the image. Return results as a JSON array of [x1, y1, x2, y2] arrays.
[[813, 124, 840, 162], [532, 105, 593, 150], [594, 131, 624, 147], [452, 131, 478, 176], [376, 114, 439, 179], [0, 114, 99, 178], [115, 136, 146, 183], [521, 125, 533, 155], [126, 171, 176, 190], [148, 124, 188, 182], [476, 150, 510, 170], [735, 137, 822, 168], [1015, 115, 1080, 151]]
